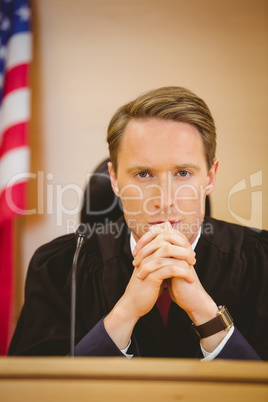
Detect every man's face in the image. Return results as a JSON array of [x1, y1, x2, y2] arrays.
[[109, 118, 218, 243]]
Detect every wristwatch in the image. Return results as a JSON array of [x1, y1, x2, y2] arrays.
[[192, 306, 234, 339]]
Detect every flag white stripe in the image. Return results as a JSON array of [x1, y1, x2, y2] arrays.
[[6, 32, 32, 70], [0, 88, 30, 138], [0, 147, 30, 193]]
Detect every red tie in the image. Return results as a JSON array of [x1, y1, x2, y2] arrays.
[[156, 285, 172, 326]]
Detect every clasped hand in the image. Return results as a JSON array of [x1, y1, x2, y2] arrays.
[[125, 222, 215, 324], [104, 222, 218, 350]]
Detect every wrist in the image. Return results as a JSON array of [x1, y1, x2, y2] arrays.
[[200, 329, 230, 354], [188, 299, 218, 326], [110, 299, 140, 328], [191, 305, 234, 353], [104, 300, 139, 350]]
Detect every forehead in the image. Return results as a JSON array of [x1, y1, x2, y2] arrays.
[[117, 118, 207, 170]]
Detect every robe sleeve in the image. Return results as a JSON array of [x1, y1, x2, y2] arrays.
[[216, 327, 261, 360], [211, 228, 268, 361], [73, 318, 140, 357], [235, 228, 268, 360], [8, 233, 139, 357], [8, 234, 77, 355]]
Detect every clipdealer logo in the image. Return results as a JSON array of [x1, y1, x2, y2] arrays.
[[227, 170, 263, 229], [4, 170, 264, 231], [4, 171, 119, 228], [4, 171, 84, 225]]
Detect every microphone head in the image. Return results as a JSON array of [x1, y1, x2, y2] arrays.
[[75, 223, 92, 240]]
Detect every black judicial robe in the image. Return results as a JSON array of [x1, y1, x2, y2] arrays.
[[8, 217, 268, 360]]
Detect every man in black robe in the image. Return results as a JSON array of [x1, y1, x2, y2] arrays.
[[9, 87, 268, 360]]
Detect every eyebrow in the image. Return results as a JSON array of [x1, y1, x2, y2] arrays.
[[127, 163, 201, 174]]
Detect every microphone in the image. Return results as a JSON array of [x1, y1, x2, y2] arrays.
[[70, 223, 91, 357]]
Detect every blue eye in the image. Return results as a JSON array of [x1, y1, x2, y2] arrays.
[[138, 172, 149, 178], [178, 170, 189, 177]]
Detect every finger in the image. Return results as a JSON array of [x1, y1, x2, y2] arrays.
[[134, 234, 192, 264], [137, 258, 195, 282], [132, 224, 166, 257], [137, 263, 196, 283], [133, 222, 189, 257], [133, 226, 195, 266], [133, 242, 196, 268]]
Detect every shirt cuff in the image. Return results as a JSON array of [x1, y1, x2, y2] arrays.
[[200, 325, 235, 361], [120, 340, 133, 359]]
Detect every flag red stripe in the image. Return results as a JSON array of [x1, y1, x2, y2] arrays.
[[0, 0, 32, 356], [0, 122, 28, 157], [2, 64, 29, 97], [0, 182, 27, 225]]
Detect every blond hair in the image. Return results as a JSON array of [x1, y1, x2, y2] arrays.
[[107, 86, 216, 173]]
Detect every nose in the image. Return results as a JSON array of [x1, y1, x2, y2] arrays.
[[151, 173, 174, 213]]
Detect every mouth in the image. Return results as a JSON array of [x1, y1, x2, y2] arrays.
[[149, 220, 181, 228]]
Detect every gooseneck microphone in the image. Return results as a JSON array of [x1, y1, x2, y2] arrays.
[[70, 223, 91, 357]]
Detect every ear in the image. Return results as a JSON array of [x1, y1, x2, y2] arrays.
[[108, 162, 120, 197], [205, 159, 219, 196]]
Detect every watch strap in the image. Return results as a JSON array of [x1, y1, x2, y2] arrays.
[[192, 306, 233, 339]]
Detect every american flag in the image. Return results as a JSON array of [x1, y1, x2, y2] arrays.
[[0, 0, 32, 355]]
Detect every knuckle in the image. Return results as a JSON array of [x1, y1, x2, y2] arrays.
[[142, 266, 150, 276], [155, 257, 163, 268], [163, 243, 172, 255], [169, 265, 177, 276], [187, 248, 195, 260]]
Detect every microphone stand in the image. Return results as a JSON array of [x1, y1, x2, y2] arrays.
[[70, 224, 90, 357]]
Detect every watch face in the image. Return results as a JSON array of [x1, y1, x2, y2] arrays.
[[217, 306, 234, 329]]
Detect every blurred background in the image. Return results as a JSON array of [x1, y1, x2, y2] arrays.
[[1, 0, 267, 349]]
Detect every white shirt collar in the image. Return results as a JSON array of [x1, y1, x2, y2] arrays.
[[130, 227, 201, 255], [191, 227, 201, 251], [130, 232, 137, 255]]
